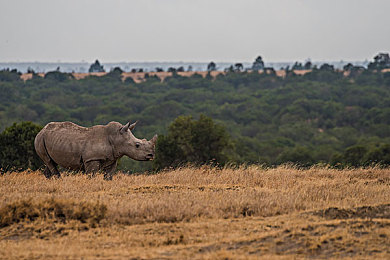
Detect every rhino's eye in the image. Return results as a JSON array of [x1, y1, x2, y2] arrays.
[[135, 143, 140, 148]]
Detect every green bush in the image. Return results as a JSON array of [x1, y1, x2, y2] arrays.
[[153, 115, 233, 170], [0, 122, 43, 172], [364, 144, 390, 165]]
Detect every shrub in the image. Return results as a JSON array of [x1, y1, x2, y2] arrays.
[[0, 122, 43, 171], [154, 115, 233, 170]]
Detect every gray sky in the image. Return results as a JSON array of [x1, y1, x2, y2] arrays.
[[0, 0, 389, 63]]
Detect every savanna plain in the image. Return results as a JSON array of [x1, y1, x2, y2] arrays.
[[1, 166, 390, 259]]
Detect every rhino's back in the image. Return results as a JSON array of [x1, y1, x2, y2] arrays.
[[44, 121, 89, 133]]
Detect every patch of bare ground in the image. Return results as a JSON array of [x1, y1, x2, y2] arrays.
[[0, 166, 389, 259]]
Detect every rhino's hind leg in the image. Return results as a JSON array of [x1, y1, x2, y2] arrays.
[[35, 136, 60, 179], [43, 166, 52, 178], [43, 163, 60, 179], [36, 151, 60, 179]]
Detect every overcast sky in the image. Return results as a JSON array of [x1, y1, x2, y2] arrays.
[[0, 0, 389, 63]]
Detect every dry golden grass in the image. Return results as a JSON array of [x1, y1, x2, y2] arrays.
[[0, 166, 389, 259]]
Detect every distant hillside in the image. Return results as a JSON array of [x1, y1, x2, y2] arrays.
[[1, 67, 389, 170]]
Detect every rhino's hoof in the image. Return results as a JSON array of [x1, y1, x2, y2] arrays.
[[103, 175, 113, 181]]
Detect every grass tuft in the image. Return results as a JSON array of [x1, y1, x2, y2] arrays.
[[0, 198, 107, 228]]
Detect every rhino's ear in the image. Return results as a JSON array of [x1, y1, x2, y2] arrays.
[[151, 134, 158, 144]]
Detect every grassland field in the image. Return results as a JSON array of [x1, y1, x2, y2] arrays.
[[1, 166, 390, 259]]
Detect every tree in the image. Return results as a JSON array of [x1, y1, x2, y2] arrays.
[[319, 63, 334, 71], [368, 53, 390, 70], [343, 145, 367, 166], [27, 67, 36, 74], [304, 61, 312, 70], [153, 115, 233, 170], [0, 69, 21, 82], [234, 63, 244, 72], [0, 122, 43, 172], [105, 67, 123, 81], [343, 63, 354, 71], [111, 67, 123, 74], [207, 62, 217, 72], [276, 146, 315, 166], [292, 62, 304, 70], [88, 60, 105, 73], [44, 71, 74, 81], [364, 144, 390, 165], [225, 65, 234, 72], [252, 56, 264, 71]]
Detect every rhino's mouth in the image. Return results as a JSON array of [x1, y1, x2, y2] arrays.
[[145, 154, 154, 160]]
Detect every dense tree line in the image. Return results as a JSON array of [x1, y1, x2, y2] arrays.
[[0, 62, 389, 171]]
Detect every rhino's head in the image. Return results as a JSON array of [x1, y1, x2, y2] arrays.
[[113, 121, 157, 161]]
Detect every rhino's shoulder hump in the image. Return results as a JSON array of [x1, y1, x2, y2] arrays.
[[103, 121, 122, 131]]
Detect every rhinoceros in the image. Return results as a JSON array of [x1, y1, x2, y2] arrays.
[[34, 121, 157, 180]]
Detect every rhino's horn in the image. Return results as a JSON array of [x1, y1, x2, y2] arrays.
[[151, 134, 158, 144], [120, 121, 137, 133], [129, 121, 138, 130], [120, 122, 130, 133]]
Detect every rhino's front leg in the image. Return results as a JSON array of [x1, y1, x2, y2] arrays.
[[84, 160, 101, 177], [103, 161, 118, 181]]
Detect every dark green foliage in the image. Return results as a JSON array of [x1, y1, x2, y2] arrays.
[[0, 122, 43, 171], [343, 145, 368, 167], [276, 146, 315, 166], [292, 62, 304, 70], [0, 64, 390, 171], [0, 69, 21, 82], [88, 59, 105, 72], [364, 144, 390, 165], [44, 71, 74, 81], [252, 56, 265, 71], [304, 61, 312, 70], [277, 147, 315, 166], [104, 67, 123, 82], [153, 115, 233, 170], [207, 62, 217, 71], [330, 144, 390, 167], [368, 53, 390, 70]]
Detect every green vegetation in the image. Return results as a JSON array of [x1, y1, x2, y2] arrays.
[[0, 122, 43, 171], [0, 57, 389, 171], [154, 115, 233, 170], [88, 59, 105, 73]]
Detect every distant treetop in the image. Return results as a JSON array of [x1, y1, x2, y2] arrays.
[[89, 60, 105, 73], [368, 53, 390, 70], [207, 62, 217, 72], [252, 56, 265, 71]]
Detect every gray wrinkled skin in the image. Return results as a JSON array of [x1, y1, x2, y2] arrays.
[[34, 121, 157, 180]]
